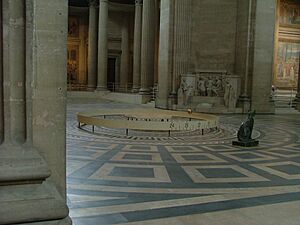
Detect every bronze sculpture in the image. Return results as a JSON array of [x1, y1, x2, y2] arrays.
[[233, 110, 259, 147]]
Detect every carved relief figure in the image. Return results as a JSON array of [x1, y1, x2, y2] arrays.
[[178, 78, 194, 106], [206, 77, 214, 97], [224, 80, 230, 107], [197, 78, 206, 96], [228, 84, 237, 108], [186, 85, 194, 106], [179, 78, 188, 105], [224, 80, 237, 109]]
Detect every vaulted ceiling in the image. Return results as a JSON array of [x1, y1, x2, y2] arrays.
[[69, 0, 135, 7]]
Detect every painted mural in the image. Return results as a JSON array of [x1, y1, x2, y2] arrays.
[[275, 41, 300, 87], [68, 16, 79, 38], [67, 45, 79, 84], [279, 1, 300, 26], [274, 0, 300, 88]]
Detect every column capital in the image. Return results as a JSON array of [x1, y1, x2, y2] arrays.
[[88, 0, 98, 7], [135, 0, 143, 5]]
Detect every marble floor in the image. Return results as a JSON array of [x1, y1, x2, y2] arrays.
[[67, 99, 300, 225]]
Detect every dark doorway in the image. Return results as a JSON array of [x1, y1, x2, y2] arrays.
[[107, 58, 116, 91]]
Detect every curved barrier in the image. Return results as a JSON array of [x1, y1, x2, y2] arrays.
[[77, 109, 219, 132]]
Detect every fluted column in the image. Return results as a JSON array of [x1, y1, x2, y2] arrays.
[[120, 13, 129, 91], [87, 0, 98, 90], [139, 0, 156, 95], [97, 0, 108, 91], [236, 0, 253, 113], [132, 0, 143, 92], [154, 0, 160, 85], [171, 0, 192, 95]]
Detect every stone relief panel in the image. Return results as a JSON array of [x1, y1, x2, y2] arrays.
[[177, 71, 240, 112]]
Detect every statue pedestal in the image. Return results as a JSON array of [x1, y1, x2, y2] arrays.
[[232, 139, 259, 147]]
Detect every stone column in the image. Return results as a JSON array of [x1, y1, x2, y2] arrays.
[[296, 57, 300, 111], [154, 0, 160, 85], [4, 0, 26, 144], [87, 0, 98, 90], [0, 0, 70, 224], [236, 0, 253, 113], [139, 0, 156, 95], [251, 0, 276, 113], [156, 0, 173, 108], [0, 0, 3, 142], [120, 13, 129, 91], [156, 0, 192, 108], [97, 0, 108, 91], [132, 0, 143, 93]]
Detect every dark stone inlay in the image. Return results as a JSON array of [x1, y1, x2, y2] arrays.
[[122, 154, 153, 161], [68, 150, 95, 157], [109, 167, 155, 178], [272, 150, 298, 155], [121, 192, 300, 224], [270, 164, 300, 175], [173, 146, 194, 151], [207, 145, 233, 150], [231, 153, 263, 160], [197, 168, 247, 178], [182, 155, 212, 161], [130, 145, 151, 150]]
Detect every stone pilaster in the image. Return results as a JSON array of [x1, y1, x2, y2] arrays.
[[97, 0, 108, 91], [87, 0, 98, 90], [251, 0, 276, 113], [120, 13, 129, 91], [132, 0, 143, 93], [296, 57, 300, 111], [0, 0, 70, 224], [139, 0, 156, 95]]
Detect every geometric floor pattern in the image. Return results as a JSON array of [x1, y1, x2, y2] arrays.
[[67, 100, 300, 225]]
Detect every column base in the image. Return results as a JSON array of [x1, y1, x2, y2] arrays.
[[0, 143, 50, 182], [131, 86, 140, 93], [296, 93, 300, 111], [139, 87, 151, 95], [0, 182, 69, 224], [238, 95, 251, 113], [86, 85, 96, 91], [15, 217, 72, 225], [95, 86, 108, 92], [168, 92, 177, 105]]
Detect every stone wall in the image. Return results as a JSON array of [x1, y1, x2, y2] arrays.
[[191, 0, 238, 73]]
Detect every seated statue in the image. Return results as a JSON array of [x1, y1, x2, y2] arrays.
[[233, 110, 259, 147], [238, 110, 255, 141]]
